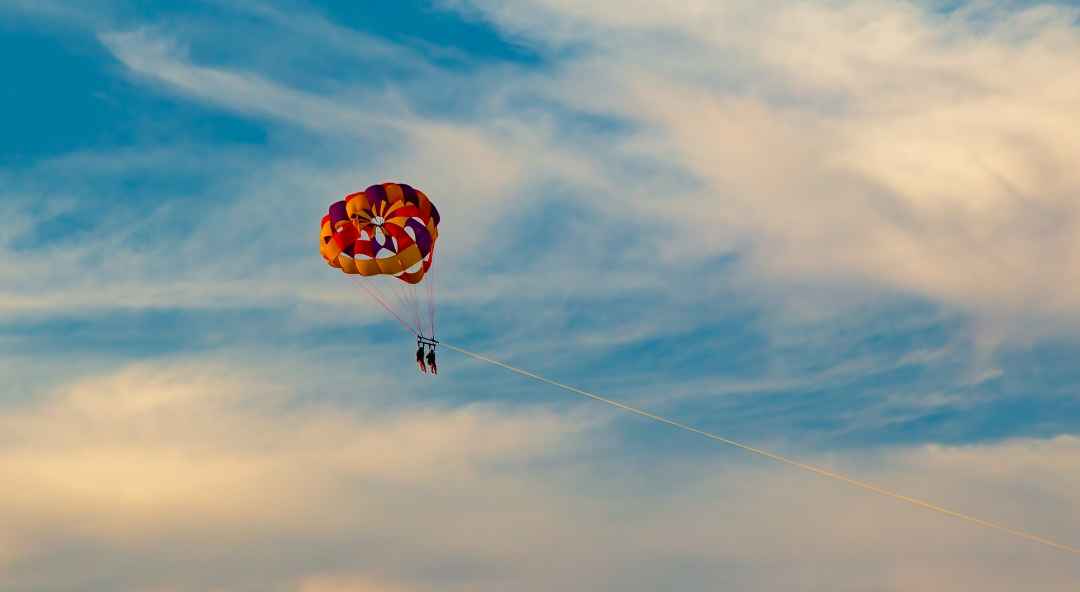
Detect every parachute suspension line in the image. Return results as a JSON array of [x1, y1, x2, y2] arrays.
[[356, 280, 418, 336], [362, 282, 416, 335], [375, 281, 412, 332], [386, 280, 422, 339], [427, 272, 436, 339], [427, 247, 437, 339], [411, 281, 424, 339], [384, 282, 407, 321], [389, 281, 415, 337], [389, 282, 416, 334], [440, 342, 1080, 557], [403, 286, 418, 335]]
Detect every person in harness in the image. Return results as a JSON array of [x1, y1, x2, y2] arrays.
[[416, 340, 428, 373], [425, 346, 437, 375]]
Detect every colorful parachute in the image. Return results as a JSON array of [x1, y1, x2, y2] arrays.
[[320, 182, 440, 337]]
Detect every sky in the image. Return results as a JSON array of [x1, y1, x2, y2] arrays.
[[2, 0, 1080, 590]]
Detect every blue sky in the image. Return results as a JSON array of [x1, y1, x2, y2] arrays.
[[2, 1, 1080, 591]]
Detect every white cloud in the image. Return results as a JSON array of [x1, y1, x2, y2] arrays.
[[8, 0, 1080, 348], [450, 0, 1080, 330], [1, 360, 1078, 590], [0, 361, 582, 532], [296, 575, 422, 592], [0, 26, 612, 327], [4, 4, 1079, 590]]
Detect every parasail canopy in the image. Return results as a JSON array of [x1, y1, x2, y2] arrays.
[[320, 182, 441, 337]]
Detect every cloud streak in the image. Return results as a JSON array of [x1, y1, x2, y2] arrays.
[[1, 359, 1078, 591], [452, 0, 1080, 328], [4, 2, 1080, 589]]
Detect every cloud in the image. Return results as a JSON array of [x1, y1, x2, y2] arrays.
[[296, 575, 421, 592], [23, 0, 1080, 337], [0, 24, 607, 326], [6, 0, 1080, 353], [2, 0, 1074, 450], [5, 5, 1080, 586], [1, 359, 1078, 591], [0, 361, 581, 531], [0, 360, 590, 590], [445, 0, 1080, 331]]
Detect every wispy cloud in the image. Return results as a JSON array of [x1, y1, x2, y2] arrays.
[[3, 3, 1080, 588], [451, 0, 1080, 329], [4, 0, 1076, 445], [1, 359, 1078, 591]]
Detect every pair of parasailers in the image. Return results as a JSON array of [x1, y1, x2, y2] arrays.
[[416, 337, 438, 374]]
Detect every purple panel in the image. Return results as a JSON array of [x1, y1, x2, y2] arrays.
[[366, 184, 388, 211], [329, 200, 348, 224], [406, 218, 432, 255], [374, 231, 396, 254], [400, 183, 420, 206]]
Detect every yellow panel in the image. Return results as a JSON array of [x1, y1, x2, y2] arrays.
[[396, 244, 422, 269], [338, 253, 359, 274], [384, 183, 404, 204], [346, 193, 370, 218], [356, 259, 381, 276], [376, 255, 404, 275]]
